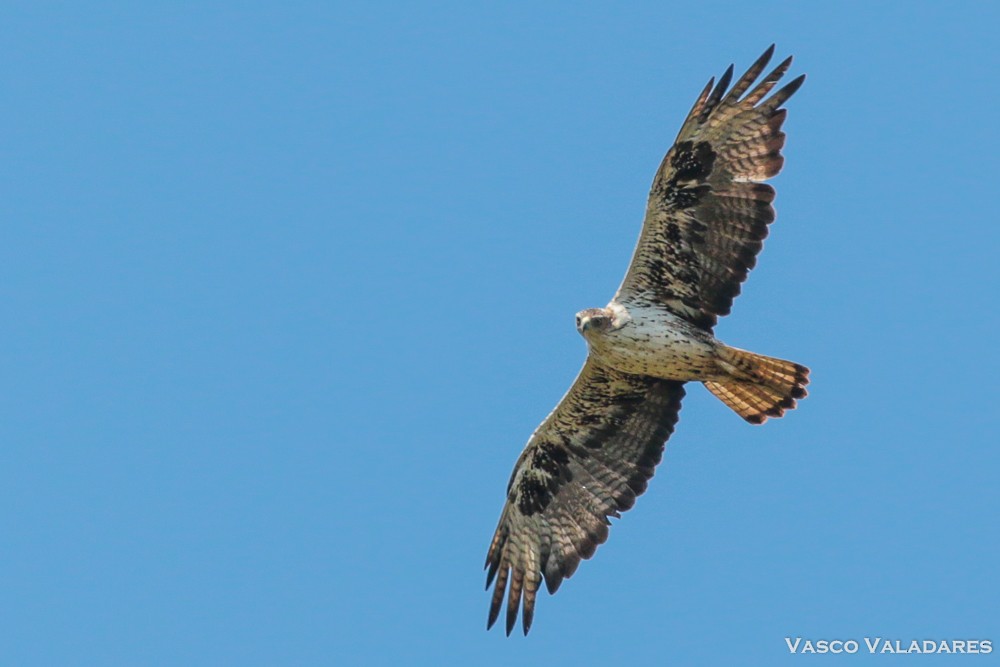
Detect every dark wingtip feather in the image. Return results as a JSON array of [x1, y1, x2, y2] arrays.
[[484, 554, 500, 588], [724, 44, 776, 103], [744, 54, 794, 106], [487, 604, 499, 630], [487, 565, 508, 630], [543, 565, 563, 594], [522, 604, 534, 635], [505, 570, 524, 636], [756, 45, 777, 73], [719, 63, 735, 89], [703, 64, 734, 114], [688, 76, 714, 119], [767, 73, 806, 109], [505, 604, 517, 636]]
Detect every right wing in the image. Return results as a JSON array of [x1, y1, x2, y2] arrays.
[[485, 358, 685, 635]]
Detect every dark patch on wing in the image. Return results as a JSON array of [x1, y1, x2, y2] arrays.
[[485, 358, 686, 635], [663, 142, 715, 210], [514, 443, 572, 516], [671, 140, 717, 181], [616, 45, 805, 330]]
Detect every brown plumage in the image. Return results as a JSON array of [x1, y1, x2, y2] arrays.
[[618, 45, 804, 330], [486, 45, 810, 635], [705, 347, 810, 423]]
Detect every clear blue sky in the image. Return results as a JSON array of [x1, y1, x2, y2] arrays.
[[3, 2, 998, 665]]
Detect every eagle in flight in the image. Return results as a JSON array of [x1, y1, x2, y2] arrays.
[[485, 45, 809, 635]]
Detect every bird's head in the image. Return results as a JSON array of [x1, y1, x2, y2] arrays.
[[575, 307, 614, 337]]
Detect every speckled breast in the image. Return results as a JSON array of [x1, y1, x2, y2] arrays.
[[588, 304, 722, 381]]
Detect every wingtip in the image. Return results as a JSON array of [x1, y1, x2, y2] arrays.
[[487, 605, 500, 631], [753, 66, 804, 110], [757, 44, 776, 68], [781, 73, 807, 98], [703, 65, 734, 113], [718, 64, 735, 91]]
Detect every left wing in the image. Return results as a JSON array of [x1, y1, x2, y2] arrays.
[[485, 358, 685, 635], [616, 45, 804, 330]]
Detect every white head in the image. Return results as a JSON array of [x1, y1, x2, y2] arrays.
[[575, 307, 614, 338]]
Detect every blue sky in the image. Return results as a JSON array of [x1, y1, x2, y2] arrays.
[[2, 2, 998, 665]]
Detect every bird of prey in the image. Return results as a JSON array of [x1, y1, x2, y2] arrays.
[[485, 45, 809, 635]]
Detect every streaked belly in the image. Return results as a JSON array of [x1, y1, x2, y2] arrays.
[[589, 312, 722, 380]]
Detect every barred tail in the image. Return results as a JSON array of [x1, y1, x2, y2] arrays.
[[705, 346, 810, 424]]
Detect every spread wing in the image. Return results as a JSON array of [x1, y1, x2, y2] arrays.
[[485, 358, 685, 635], [616, 45, 805, 330]]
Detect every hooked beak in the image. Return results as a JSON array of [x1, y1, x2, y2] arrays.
[[580, 317, 592, 333]]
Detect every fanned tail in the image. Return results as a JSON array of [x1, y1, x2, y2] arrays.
[[706, 346, 809, 424]]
